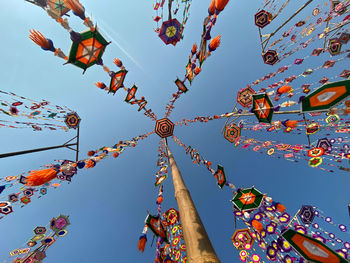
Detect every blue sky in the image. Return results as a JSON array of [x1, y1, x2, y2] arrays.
[[0, 0, 349, 262]]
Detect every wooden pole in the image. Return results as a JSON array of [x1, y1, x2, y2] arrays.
[[165, 139, 220, 263]]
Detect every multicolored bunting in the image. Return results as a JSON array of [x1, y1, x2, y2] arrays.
[[26, 0, 157, 121], [0, 131, 153, 219], [172, 135, 236, 190], [0, 89, 76, 132], [6, 213, 70, 262]]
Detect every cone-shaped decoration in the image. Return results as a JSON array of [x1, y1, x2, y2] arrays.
[[191, 44, 198, 55], [208, 0, 215, 16], [215, 0, 230, 14], [138, 235, 147, 252], [29, 30, 55, 52], [95, 82, 107, 90], [25, 168, 58, 186], [166, 141, 220, 263], [208, 35, 221, 52], [64, 0, 86, 20], [113, 58, 123, 68]]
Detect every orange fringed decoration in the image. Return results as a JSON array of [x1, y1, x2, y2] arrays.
[[191, 43, 197, 55], [208, 0, 216, 15], [85, 159, 95, 169], [157, 196, 163, 204], [138, 235, 147, 252], [276, 203, 286, 213], [26, 168, 58, 186], [103, 66, 110, 73], [215, 0, 230, 13], [252, 219, 263, 233], [29, 30, 54, 51], [277, 85, 292, 94], [87, 151, 95, 156], [95, 82, 107, 89], [283, 120, 298, 128], [64, 0, 84, 16], [113, 152, 119, 158], [113, 58, 123, 67], [208, 35, 221, 52], [194, 67, 201, 75]]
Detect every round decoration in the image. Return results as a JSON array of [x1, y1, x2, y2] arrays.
[[23, 188, 34, 197], [276, 144, 291, 151], [20, 197, 31, 205], [172, 225, 179, 234], [295, 21, 306, 27], [306, 123, 320, 135], [155, 175, 167, 186], [155, 118, 175, 138], [224, 124, 241, 143], [33, 226, 47, 235], [57, 229, 68, 237], [328, 38, 342, 56], [313, 8, 320, 16], [40, 187, 47, 195], [172, 236, 180, 246], [237, 87, 256, 108], [34, 251, 46, 261], [0, 206, 13, 215], [64, 112, 81, 129], [27, 241, 37, 247], [0, 201, 11, 209], [5, 176, 17, 181], [254, 10, 272, 28], [55, 216, 69, 230], [32, 234, 45, 241], [41, 236, 55, 246], [262, 50, 279, 65], [267, 148, 275, 155], [253, 146, 261, 152], [61, 160, 77, 176], [326, 115, 340, 124], [307, 147, 325, 157], [308, 157, 323, 167]]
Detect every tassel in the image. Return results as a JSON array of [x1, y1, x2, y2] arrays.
[[113, 58, 123, 68], [208, 35, 221, 52], [85, 159, 96, 169], [282, 120, 298, 128], [194, 67, 201, 75], [191, 43, 197, 55], [64, 0, 86, 20], [138, 234, 147, 252], [277, 85, 292, 95], [215, 0, 230, 14], [208, 0, 215, 16], [113, 152, 119, 158], [276, 203, 286, 213], [251, 219, 263, 233], [95, 82, 107, 90], [87, 151, 95, 156], [26, 167, 59, 186], [156, 196, 163, 204], [29, 30, 55, 52]]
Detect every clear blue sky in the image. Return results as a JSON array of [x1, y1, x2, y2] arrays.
[[0, 0, 349, 262]]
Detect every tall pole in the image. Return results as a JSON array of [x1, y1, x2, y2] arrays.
[[165, 139, 220, 263]]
